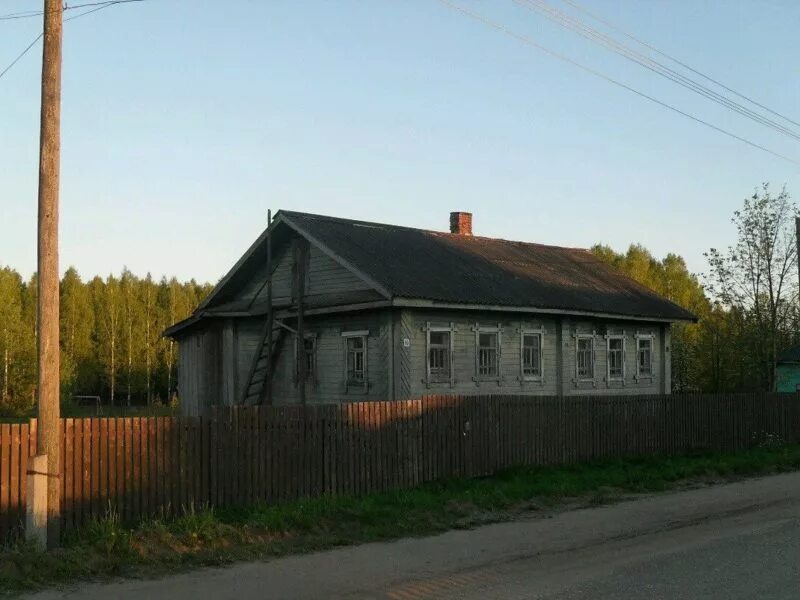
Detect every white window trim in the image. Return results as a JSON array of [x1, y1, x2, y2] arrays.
[[292, 332, 317, 385], [605, 332, 626, 385], [423, 322, 456, 388], [517, 325, 545, 384], [573, 331, 596, 386], [634, 331, 656, 381], [342, 330, 369, 393], [472, 323, 503, 386]]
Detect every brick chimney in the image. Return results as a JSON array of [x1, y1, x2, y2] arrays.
[[449, 211, 473, 236]]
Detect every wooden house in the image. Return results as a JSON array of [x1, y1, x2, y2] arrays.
[[164, 211, 697, 415]]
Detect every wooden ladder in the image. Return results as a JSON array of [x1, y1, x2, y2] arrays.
[[240, 322, 288, 405]]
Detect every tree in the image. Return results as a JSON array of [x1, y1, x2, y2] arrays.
[[142, 273, 158, 405], [60, 267, 95, 398], [91, 275, 123, 405], [0, 268, 37, 414], [705, 184, 798, 391], [592, 244, 711, 392]]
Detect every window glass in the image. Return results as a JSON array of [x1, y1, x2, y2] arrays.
[[478, 332, 498, 377], [303, 338, 315, 377], [638, 338, 652, 376], [608, 337, 624, 379], [346, 336, 366, 385], [428, 331, 450, 381], [577, 337, 593, 379], [522, 333, 541, 377]]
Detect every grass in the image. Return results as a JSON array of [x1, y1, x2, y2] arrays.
[[2, 443, 800, 595]]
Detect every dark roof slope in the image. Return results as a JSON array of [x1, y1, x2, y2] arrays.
[[282, 211, 696, 322]]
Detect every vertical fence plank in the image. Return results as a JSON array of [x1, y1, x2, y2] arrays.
[[9, 425, 21, 535], [63, 418, 74, 531]]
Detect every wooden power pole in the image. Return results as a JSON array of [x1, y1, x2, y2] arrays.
[[36, 0, 63, 548], [795, 217, 800, 294]]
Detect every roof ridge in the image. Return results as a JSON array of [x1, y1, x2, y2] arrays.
[[279, 210, 592, 253]]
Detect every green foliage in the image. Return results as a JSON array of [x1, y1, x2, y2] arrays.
[[593, 183, 798, 393], [590, 243, 712, 391], [705, 184, 799, 391], [0, 267, 212, 417], [0, 268, 36, 415], [77, 508, 132, 558], [171, 504, 228, 544]]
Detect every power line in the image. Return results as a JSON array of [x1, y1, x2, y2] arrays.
[[435, 0, 800, 167], [0, 33, 42, 80], [558, 0, 800, 129], [0, 1, 144, 22], [0, 1, 144, 82], [515, 0, 800, 143]]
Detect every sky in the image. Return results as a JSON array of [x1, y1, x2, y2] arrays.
[[1, 0, 799, 285]]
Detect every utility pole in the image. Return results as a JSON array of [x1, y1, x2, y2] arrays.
[[795, 217, 800, 296], [36, 0, 63, 548]]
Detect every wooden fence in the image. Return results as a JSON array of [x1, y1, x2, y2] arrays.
[[2, 393, 800, 542]]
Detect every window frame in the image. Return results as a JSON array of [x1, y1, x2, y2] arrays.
[[518, 326, 544, 383], [635, 332, 655, 381], [341, 330, 369, 393], [574, 333, 595, 382], [293, 332, 317, 384], [606, 334, 626, 382], [423, 322, 456, 388], [472, 323, 503, 385]]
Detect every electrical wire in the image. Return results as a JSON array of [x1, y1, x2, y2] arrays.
[[0, 33, 42, 80], [435, 0, 800, 167], [515, 0, 800, 142], [558, 0, 800, 129], [0, 1, 144, 22], [0, 1, 144, 82]]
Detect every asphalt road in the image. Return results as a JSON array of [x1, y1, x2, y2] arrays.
[[29, 472, 800, 600]]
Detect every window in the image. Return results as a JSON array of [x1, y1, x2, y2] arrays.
[[428, 330, 451, 382], [346, 337, 365, 385], [521, 332, 542, 378], [303, 337, 315, 379], [342, 330, 369, 389], [576, 336, 594, 379], [294, 335, 316, 381], [637, 337, 653, 377], [607, 337, 624, 380], [478, 332, 498, 377]]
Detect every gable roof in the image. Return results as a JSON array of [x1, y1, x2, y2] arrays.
[[278, 211, 695, 322], [167, 210, 696, 338]]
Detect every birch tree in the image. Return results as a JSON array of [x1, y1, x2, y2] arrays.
[[705, 184, 798, 391]]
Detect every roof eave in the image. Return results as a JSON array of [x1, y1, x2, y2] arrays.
[[391, 297, 697, 324]]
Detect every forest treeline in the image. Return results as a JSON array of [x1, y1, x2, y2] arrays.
[[0, 268, 212, 415], [1, 185, 796, 415], [593, 184, 799, 393]]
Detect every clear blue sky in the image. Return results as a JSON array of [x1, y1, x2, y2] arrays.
[[2, 0, 798, 284]]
